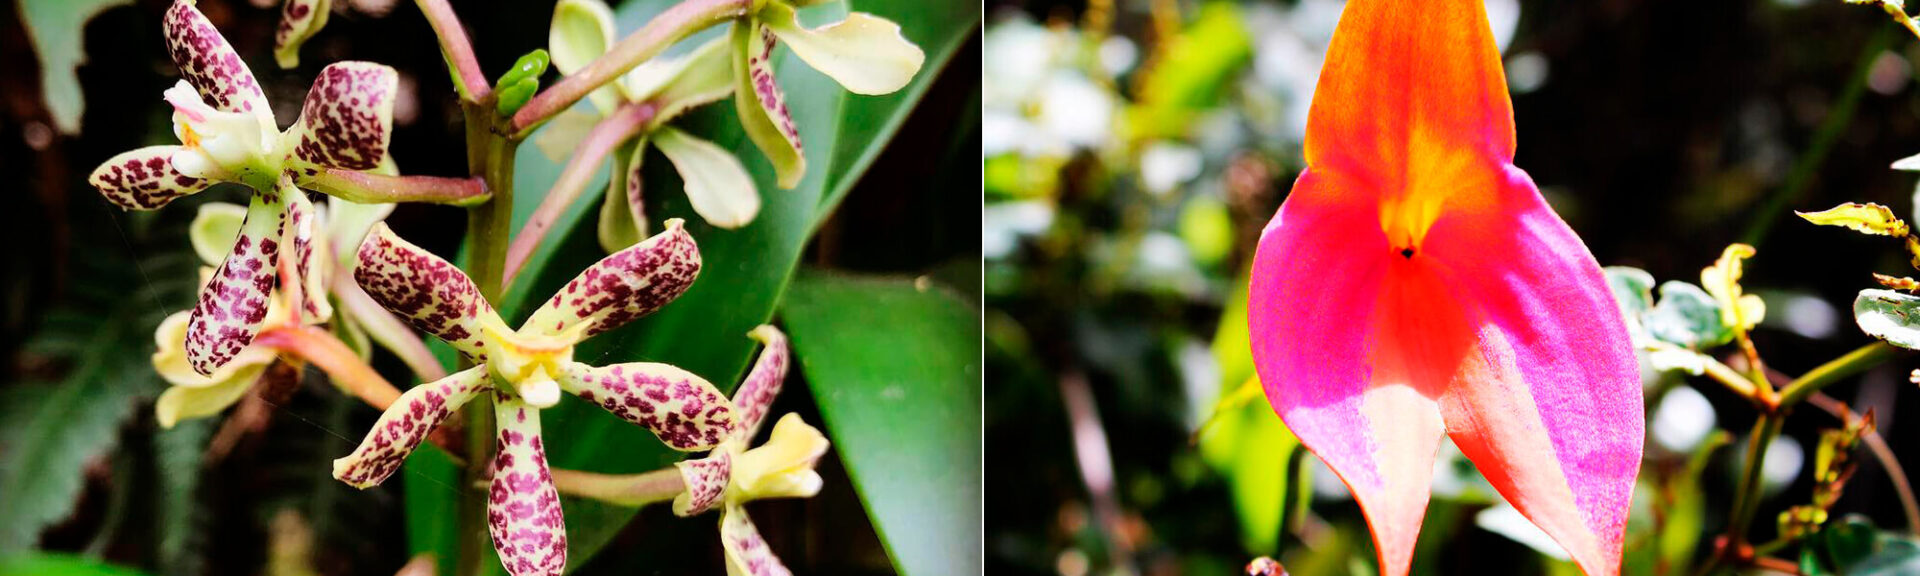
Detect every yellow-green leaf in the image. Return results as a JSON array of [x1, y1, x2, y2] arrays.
[[1797, 202, 1911, 237]]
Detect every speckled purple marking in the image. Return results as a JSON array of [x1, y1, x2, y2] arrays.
[[275, 0, 321, 54], [355, 223, 494, 360], [561, 361, 735, 450], [722, 506, 793, 576], [524, 222, 700, 339], [163, 0, 268, 115], [283, 192, 326, 321], [674, 452, 730, 516], [292, 62, 395, 171], [731, 328, 788, 436], [625, 153, 647, 229], [335, 367, 488, 487], [748, 25, 801, 153], [88, 146, 210, 210], [487, 402, 566, 576], [185, 197, 285, 375]]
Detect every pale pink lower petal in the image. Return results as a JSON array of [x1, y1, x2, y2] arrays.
[[333, 366, 489, 488], [1421, 167, 1642, 576], [163, 0, 271, 115], [186, 192, 287, 375], [355, 222, 501, 360], [558, 360, 736, 451], [522, 219, 700, 340], [731, 325, 789, 437], [720, 504, 793, 576], [672, 451, 731, 517], [488, 399, 567, 576], [89, 146, 212, 210], [288, 62, 398, 172]]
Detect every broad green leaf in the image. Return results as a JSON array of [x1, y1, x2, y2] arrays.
[[1797, 202, 1911, 237], [1603, 266, 1655, 342], [404, 0, 979, 572], [1198, 273, 1302, 555], [19, 0, 133, 134], [1643, 281, 1732, 349], [781, 272, 983, 576], [1854, 289, 1920, 349], [0, 554, 150, 576]]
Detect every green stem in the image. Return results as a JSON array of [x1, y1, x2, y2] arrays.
[[1776, 342, 1905, 408], [1728, 414, 1784, 548], [454, 101, 517, 576], [509, 0, 749, 135]]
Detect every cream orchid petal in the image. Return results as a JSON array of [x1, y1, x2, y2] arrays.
[[761, 4, 923, 96], [287, 62, 399, 172], [88, 146, 214, 210], [522, 219, 700, 340], [654, 126, 759, 229], [185, 191, 289, 375], [558, 360, 737, 451], [719, 504, 793, 576], [731, 20, 805, 189], [163, 0, 272, 116], [549, 0, 622, 113], [672, 450, 731, 517], [189, 202, 249, 266], [332, 366, 491, 488], [354, 222, 503, 361], [730, 414, 828, 500], [596, 137, 649, 253], [487, 399, 568, 576]]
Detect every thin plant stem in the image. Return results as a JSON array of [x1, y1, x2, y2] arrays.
[[510, 0, 749, 135], [455, 100, 515, 576], [255, 325, 401, 409], [1693, 350, 1761, 401], [502, 101, 657, 284], [413, 0, 491, 102], [303, 169, 491, 206], [1776, 342, 1905, 408], [548, 467, 686, 507]]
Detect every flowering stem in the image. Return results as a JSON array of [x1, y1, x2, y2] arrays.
[[413, 0, 490, 102], [1695, 352, 1761, 401], [455, 100, 515, 576], [255, 325, 402, 409], [502, 101, 657, 284], [303, 169, 491, 206], [509, 0, 749, 135], [547, 467, 686, 507]]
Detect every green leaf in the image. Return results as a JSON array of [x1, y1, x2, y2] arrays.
[[1854, 538, 1920, 575], [403, 0, 980, 572], [1821, 515, 1879, 571], [1643, 281, 1732, 349], [1198, 272, 1302, 555], [0, 554, 150, 576], [1855, 289, 1920, 349], [781, 271, 983, 576], [19, 0, 134, 134]]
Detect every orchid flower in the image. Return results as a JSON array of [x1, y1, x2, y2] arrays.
[[667, 326, 828, 576], [331, 219, 732, 576], [89, 0, 424, 377], [542, 0, 758, 251], [1246, 2, 1642, 575], [731, 0, 926, 189], [275, 0, 331, 69], [151, 199, 443, 427]]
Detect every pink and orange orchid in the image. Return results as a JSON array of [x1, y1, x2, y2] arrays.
[[1247, 2, 1643, 575]]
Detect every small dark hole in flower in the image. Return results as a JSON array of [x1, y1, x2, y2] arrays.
[[1400, 248, 1415, 259]]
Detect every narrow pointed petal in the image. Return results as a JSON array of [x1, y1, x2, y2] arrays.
[[731, 20, 805, 189], [1302, 0, 1514, 176], [288, 62, 399, 172], [731, 325, 789, 437], [332, 366, 490, 488], [549, 0, 622, 113], [273, 0, 332, 68], [720, 505, 793, 576], [761, 4, 923, 96], [671, 451, 731, 517], [283, 187, 333, 323], [522, 219, 700, 340], [1423, 170, 1642, 576], [597, 137, 647, 253], [186, 192, 288, 375], [558, 361, 736, 450], [89, 146, 213, 210], [355, 222, 501, 360], [1249, 178, 1448, 576], [488, 400, 567, 576], [163, 0, 271, 115], [155, 370, 261, 428], [655, 126, 759, 228]]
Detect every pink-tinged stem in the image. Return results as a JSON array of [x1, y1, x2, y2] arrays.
[[305, 169, 491, 206], [256, 325, 402, 409], [332, 275, 450, 382], [547, 467, 685, 507], [502, 101, 657, 284], [509, 0, 748, 134], [413, 0, 490, 102]]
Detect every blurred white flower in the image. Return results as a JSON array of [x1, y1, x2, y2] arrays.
[[1651, 386, 1716, 453]]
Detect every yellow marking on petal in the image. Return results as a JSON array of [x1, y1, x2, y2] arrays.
[[480, 319, 582, 402]]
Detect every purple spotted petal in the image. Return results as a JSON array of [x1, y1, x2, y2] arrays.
[[672, 451, 730, 517], [732, 21, 805, 189], [333, 366, 489, 488], [273, 0, 331, 68], [288, 62, 397, 172], [163, 0, 270, 115], [185, 191, 286, 375], [731, 325, 788, 438], [355, 222, 500, 360], [559, 360, 736, 451], [720, 505, 793, 576], [488, 399, 567, 576], [522, 219, 700, 340], [88, 146, 213, 210], [282, 188, 332, 323]]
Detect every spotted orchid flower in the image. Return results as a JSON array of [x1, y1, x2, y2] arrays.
[[731, 0, 925, 189], [666, 326, 830, 576], [541, 0, 757, 251], [1246, 2, 1641, 575], [275, 0, 331, 68], [331, 219, 731, 576], [89, 0, 418, 378]]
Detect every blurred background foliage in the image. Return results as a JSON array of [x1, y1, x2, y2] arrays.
[[0, 0, 980, 574], [984, 0, 1920, 574]]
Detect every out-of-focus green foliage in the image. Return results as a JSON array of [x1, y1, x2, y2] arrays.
[[18, 0, 133, 133]]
